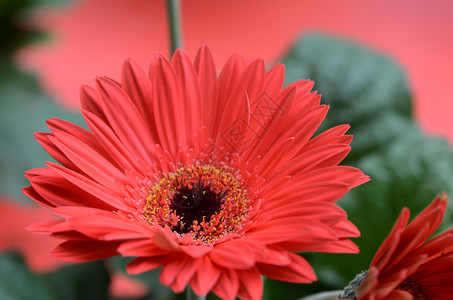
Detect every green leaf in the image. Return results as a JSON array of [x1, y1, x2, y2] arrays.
[[0, 251, 110, 300], [0, 252, 57, 300], [0, 0, 79, 201], [0, 0, 70, 59], [48, 261, 111, 300]]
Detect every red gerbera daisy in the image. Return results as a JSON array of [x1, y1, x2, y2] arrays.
[[348, 194, 453, 300], [24, 46, 368, 300]]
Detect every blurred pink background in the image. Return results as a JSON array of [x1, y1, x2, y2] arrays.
[[18, 0, 453, 144], [0, 197, 65, 273]]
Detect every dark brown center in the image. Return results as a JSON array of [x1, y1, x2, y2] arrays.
[[397, 277, 427, 300], [169, 185, 223, 234]]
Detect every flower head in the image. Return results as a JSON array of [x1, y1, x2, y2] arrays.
[[25, 46, 368, 300], [352, 193, 453, 300]]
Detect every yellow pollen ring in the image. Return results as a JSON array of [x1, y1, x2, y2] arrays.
[[142, 164, 250, 244]]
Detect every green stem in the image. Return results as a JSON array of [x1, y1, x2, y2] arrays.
[[186, 286, 206, 300], [166, 0, 184, 54], [298, 290, 344, 300]]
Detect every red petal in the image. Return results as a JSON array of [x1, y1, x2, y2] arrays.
[[370, 207, 410, 269], [47, 162, 130, 211], [277, 144, 351, 176], [257, 252, 316, 283], [126, 256, 170, 275], [246, 217, 310, 244], [80, 84, 106, 122], [237, 268, 263, 300], [264, 63, 285, 98], [82, 110, 147, 173], [355, 267, 379, 297], [209, 240, 255, 269], [121, 58, 159, 141], [213, 52, 245, 136], [153, 227, 179, 251], [303, 124, 352, 151], [52, 206, 151, 240], [180, 244, 213, 258], [255, 245, 291, 266], [22, 185, 54, 208], [194, 45, 218, 132], [212, 268, 239, 300], [48, 131, 125, 193], [159, 253, 190, 286], [169, 256, 202, 293], [26, 219, 64, 235], [151, 56, 186, 154], [26, 167, 115, 210], [96, 76, 156, 165], [117, 239, 170, 257], [189, 255, 221, 296], [172, 49, 202, 137], [35, 132, 80, 171], [258, 106, 329, 178], [52, 240, 120, 262], [388, 194, 448, 267]]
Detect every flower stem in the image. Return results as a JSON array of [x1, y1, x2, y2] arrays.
[[298, 290, 344, 300], [166, 0, 184, 54], [186, 286, 206, 300]]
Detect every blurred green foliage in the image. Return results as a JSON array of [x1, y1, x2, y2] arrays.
[[0, 252, 110, 300], [0, 0, 70, 58], [1, 0, 453, 297], [0, 0, 80, 200], [0, 0, 40, 58], [0, 62, 83, 201]]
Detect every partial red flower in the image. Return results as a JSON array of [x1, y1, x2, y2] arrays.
[[352, 193, 453, 299], [24, 46, 368, 300]]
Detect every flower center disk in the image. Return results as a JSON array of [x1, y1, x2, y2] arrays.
[[143, 164, 250, 244], [397, 277, 427, 300]]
